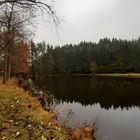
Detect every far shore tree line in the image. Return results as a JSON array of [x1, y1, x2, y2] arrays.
[[32, 37, 140, 80], [1, 35, 140, 82]]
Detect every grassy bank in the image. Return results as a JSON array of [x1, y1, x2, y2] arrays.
[[50, 73, 140, 78], [95, 73, 140, 78], [0, 78, 95, 140]]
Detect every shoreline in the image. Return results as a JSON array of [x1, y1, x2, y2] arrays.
[[46, 73, 140, 78], [0, 78, 95, 140]]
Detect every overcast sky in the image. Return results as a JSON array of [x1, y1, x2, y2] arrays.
[[35, 0, 140, 46]]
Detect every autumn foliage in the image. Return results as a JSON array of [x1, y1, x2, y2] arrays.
[[11, 41, 31, 75], [0, 40, 31, 77]]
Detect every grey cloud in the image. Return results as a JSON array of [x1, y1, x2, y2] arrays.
[[36, 0, 140, 45]]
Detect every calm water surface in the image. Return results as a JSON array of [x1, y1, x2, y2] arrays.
[[42, 76, 140, 140]]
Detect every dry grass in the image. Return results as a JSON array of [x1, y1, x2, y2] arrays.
[[96, 73, 140, 78], [0, 78, 68, 140], [0, 78, 95, 140]]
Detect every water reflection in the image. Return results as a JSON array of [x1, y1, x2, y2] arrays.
[[36, 76, 140, 140], [42, 76, 140, 109], [55, 102, 140, 140]]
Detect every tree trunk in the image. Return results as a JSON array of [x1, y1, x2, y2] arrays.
[[3, 50, 8, 84], [8, 55, 11, 79]]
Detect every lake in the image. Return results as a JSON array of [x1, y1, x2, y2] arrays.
[[40, 76, 140, 140]]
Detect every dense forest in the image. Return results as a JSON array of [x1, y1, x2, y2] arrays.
[[32, 37, 140, 79]]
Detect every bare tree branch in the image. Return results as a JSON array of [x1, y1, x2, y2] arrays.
[[0, 0, 60, 26]]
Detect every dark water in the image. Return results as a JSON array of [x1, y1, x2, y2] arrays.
[[42, 76, 140, 140]]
